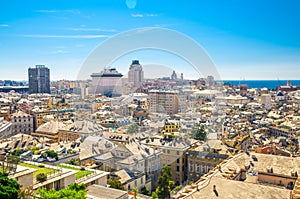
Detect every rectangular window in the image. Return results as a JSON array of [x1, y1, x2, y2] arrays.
[[196, 164, 200, 173], [177, 166, 180, 172], [189, 164, 193, 172]]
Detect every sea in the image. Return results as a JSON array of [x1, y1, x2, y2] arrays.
[[221, 80, 300, 90]]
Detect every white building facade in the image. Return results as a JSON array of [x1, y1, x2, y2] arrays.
[[91, 68, 123, 97], [10, 111, 34, 135], [128, 60, 144, 87]]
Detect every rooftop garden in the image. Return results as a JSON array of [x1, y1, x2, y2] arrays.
[[19, 163, 58, 178], [57, 164, 93, 180]]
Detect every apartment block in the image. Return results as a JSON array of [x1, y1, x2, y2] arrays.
[[148, 90, 179, 115], [10, 111, 34, 135]]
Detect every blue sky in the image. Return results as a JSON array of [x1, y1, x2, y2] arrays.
[[0, 0, 299, 80]]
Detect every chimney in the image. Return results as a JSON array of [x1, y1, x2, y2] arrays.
[[266, 166, 273, 173]]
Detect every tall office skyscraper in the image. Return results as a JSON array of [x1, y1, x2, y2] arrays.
[[128, 60, 144, 87], [28, 65, 50, 94]]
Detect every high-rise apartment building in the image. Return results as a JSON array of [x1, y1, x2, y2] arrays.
[[28, 65, 50, 94], [206, 75, 215, 87], [261, 94, 272, 110], [91, 68, 123, 97], [128, 60, 144, 87], [148, 90, 179, 115]]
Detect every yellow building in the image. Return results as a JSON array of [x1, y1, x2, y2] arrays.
[[163, 120, 181, 133], [142, 137, 198, 186]]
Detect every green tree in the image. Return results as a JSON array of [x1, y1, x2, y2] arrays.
[[190, 122, 207, 141], [11, 149, 22, 156], [37, 183, 86, 199], [68, 158, 77, 165], [127, 123, 139, 134], [171, 185, 183, 195], [7, 155, 20, 165], [67, 183, 86, 192], [151, 191, 158, 199], [31, 146, 40, 156], [107, 179, 124, 190], [156, 166, 174, 199], [43, 150, 58, 161], [36, 173, 47, 183], [132, 187, 138, 199], [140, 186, 150, 196], [0, 172, 21, 199]]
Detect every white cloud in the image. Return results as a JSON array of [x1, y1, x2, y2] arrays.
[[131, 13, 144, 18], [131, 13, 158, 18], [146, 14, 158, 17], [153, 24, 177, 28], [66, 27, 117, 32], [22, 34, 110, 39], [51, 50, 69, 54], [65, 9, 81, 15], [0, 24, 9, 27], [35, 9, 81, 15]]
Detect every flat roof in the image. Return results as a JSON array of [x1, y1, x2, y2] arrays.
[[191, 176, 290, 199], [177, 152, 299, 199], [87, 184, 128, 199], [232, 153, 300, 177], [9, 165, 36, 179], [33, 169, 77, 190], [76, 170, 109, 184]]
